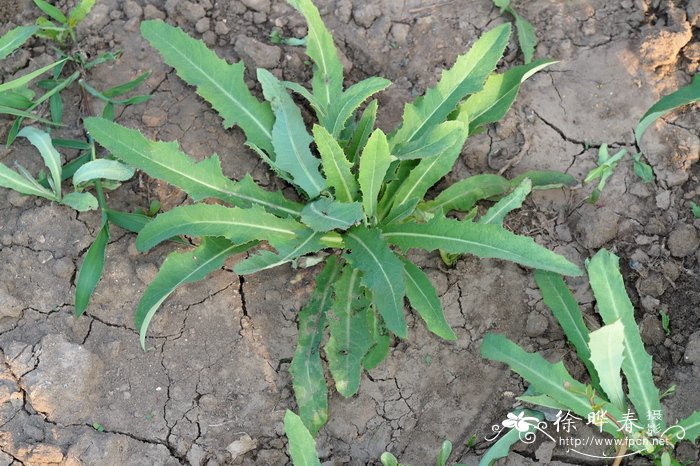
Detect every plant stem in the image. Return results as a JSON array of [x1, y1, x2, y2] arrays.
[[90, 140, 108, 224]]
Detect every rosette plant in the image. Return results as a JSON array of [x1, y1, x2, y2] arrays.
[[84, 0, 581, 433]]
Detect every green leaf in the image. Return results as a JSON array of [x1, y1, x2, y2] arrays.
[[102, 71, 150, 98], [401, 258, 455, 340], [105, 208, 151, 233], [74, 223, 109, 316], [420, 174, 511, 215], [362, 307, 390, 370], [358, 129, 392, 219], [0, 105, 56, 125], [301, 198, 364, 232], [0, 162, 57, 199], [380, 452, 399, 466], [234, 230, 325, 275], [380, 197, 420, 226], [480, 333, 622, 433], [692, 201, 700, 219], [345, 226, 407, 338], [0, 91, 34, 110], [140, 20, 275, 155], [674, 411, 700, 443], [345, 100, 378, 164], [61, 191, 98, 211], [534, 270, 601, 392], [382, 215, 582, 276], [478, 409, 543, 466], [388, 122, 469, 214], [509, 170, 576, 190], [257, 69, 326, 198], [284, 410, 322, 466], [586, 249, 662, 427], [393, 120, 467, 161], [325, 77, 391, 137], [33, 0, 67, 23], [17, 126, 62, 198], [390, 23, 511, 146], [512, 9, 537, 63], [290, 256, 341, 435], [636, 74, 700, 145], [49, 92, 62, 124], [52, 138, 90, 150], [478, 178, 531, 225], [458, 59, 555, 133], [288, 0, 344, 121], [588, 320, 626, 411], [436, 440, 453, 466], [67, 0, 96, 28], [632, 153, 655, 183], [135, 237, 249, 348], [84, 118, 302, 218], [0, 25, 38, 60], [314, 125, 358, 203], [326, 266, 373, 397], [136, 204, 305, 252], [72, 159, 135, 187]]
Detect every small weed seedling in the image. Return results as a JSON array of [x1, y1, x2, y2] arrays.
[[0, 2, 153, 315], [492, 0, 537, 63], [583, 143, 627, 204], [481, 249, 699, 465], [85, 0, 582, 434]]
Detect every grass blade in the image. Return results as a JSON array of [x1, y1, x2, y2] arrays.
[[0, 25, 38, 60], [135, 237, 250, 348], [358, 129, 392, 220], [67, 0, 96, 27], [586, 249, 662, 427], [588, 320, 626, 411], [401, 257, 456, 340], [258, 69, 326, 198], [345, 226, 407, 338], [382, 215, 582, 276], [284, 410, 322, 465], [0, 106, 57, 125], [314, 124, 358, 203], [17, 126, 62, 198], [0, 59, 66, 93], [33, 0, 67, 23], [290, 256, 341, 435], [74, 222, 109, 316], [326, 266, 373, 397], [140, 20, 275, 155], [84, 118, 302, 218]]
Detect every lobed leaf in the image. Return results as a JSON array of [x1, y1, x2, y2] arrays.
[[420, 174, 511, 215], [382, 215, 582, 276], [393, 120, 467, 161], [326, 266, 373, 397], [314, 125, 358, 203], [390, 23, 511, 147], [84, 118, 302, 218], [0, 25, 38, 60], [234, 230, 325, 275], [358, 129, 392, 220], [345, 99, 378, 164], [478, 178, 531, 225], [586, 249, 662, 427], [588, 320, 626, 411], [345, 226, 407, 338], [140, 20, 275, 155], [301, 198, 364, 232], [362, 307, 390, 370], [284, 410, 322, 465], [325, 77, 391, 137], [674, 411, 700, 443], [401, 258, 456, 340], [17, 126, 62, 198], [290, 256, 342, 435], [74, 223, 109, 316], [135, 237, 250, 349], [136, 204, 305, 252], [258, 69, 327, 198], [72, 159, 135, 187]]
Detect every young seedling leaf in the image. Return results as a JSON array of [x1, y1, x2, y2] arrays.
[[72, 159, 135, 187], [534, 270, 601, 392], [0, 163, 57, 199], [586, 249, 662, 428], [301, 198, 364, 232], [458, 59, 556, 133], [258, 69, 327, 198], [481, 333, 622, 433], [84, 118, 302, 218], [313, 125, 358, 203], [33, 0, 67, 24], [326, 77, 391, 137], [421, 174, 511, 215], [74, 223, 109, 316], [478, 178, 531, 225], [326, 266, 373, 397], [358, 129, 392, 219], [284, 410, 322, 465], [136, 237, 249, 348], [234, 230, 325, 275], [136, 204, 305, 252], [401, 257, 456, 340], [692, 201, 700, 219], [390, 23, 511, 146], [140, 20, 275, 155], [588, 320, 626, 411], [102, 71, 151, 98], [632, 153, 654, 183], [18, 126, 62, 199], [512, 9, 537, 63], [61, 191, 98, 211], [635, 74, 700, 145], [67, 0, 96, 27], [382, 216, 582, 276], [0, 25, 38, 60], [345, 226, 407, 338], [290, 257, 341, 435], [345, 99, 378, 164], [436, 440, 453, 466]]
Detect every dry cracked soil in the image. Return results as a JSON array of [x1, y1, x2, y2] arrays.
[[0, 0, 699, 465]]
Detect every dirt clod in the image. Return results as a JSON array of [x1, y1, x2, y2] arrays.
[[234, 35, 281, 69], [667, 224, 699, 257]]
